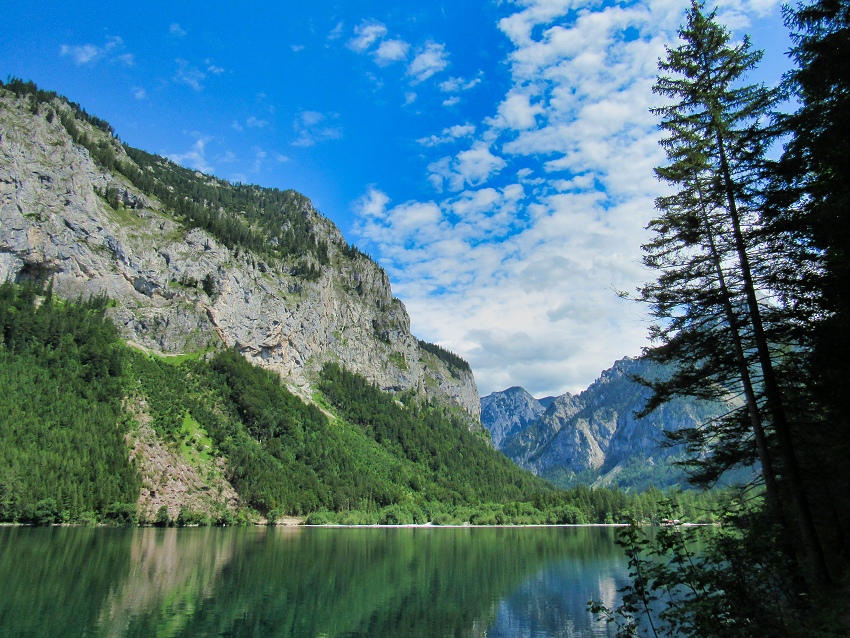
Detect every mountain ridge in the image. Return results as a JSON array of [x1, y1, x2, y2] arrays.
[[481, 357, 729, 489], [0, 80, 480, 421]]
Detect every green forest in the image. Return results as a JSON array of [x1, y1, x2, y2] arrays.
[[0, 280, 730, 529]]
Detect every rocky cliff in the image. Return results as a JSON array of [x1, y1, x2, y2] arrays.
[[481, 358, 728, 488], [0, 86, 480, 421], [480, 386, 547, 449]]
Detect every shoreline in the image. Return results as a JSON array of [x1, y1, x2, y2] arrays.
[[1, 521, 715, 529]]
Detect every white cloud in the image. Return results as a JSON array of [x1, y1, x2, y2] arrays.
[[170, 23, 187, 37], [443, 96, 460, 107], [417, 124, 476, 147], [373, 38, 410, 65], [428, 143, 508, 192], [356, 187, 391, 219], [132, 86, 146, 100], [206, 60, 226, 74], [60, 44, 99, 65], [291, 111, 343, 147], [328, 22, 344, 41], [59, 36, 128, 66], [404, 92, 417, 106], [291, 44, 305, 52], [168, 133, 214, 174], [251, 147, 267, 173], [348, 20, 388, 52], [407, 41, 449, 83], [439, 74, 483, 93], [246, 116, 269, 128], [486, 91, 544, 130], [174, 58, 206, 91]]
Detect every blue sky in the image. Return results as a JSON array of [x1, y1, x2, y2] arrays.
[[1, 0, 793, 397]]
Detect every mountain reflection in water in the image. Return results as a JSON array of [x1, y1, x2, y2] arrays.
[[0, 526, 629, 637]]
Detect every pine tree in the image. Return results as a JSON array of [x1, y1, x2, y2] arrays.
[[640, 1, 830, 586], [770, 0, 850, 579]]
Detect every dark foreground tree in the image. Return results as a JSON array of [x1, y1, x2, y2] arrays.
[[770, 0, 850, 569], [639, 0, 830, 586]]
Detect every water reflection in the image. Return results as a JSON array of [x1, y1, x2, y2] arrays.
[[0, 526, 628, 637]]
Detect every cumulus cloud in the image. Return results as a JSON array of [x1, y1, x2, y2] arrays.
[[374, 39, 410, 65], [174, 58, 206, 90], [291, 111, 343, 147], [60, 36, 129, 66], [352, 0, 784, 396], [427, 143, 508, 192], [486, 91, 545, 130], [251, 147, 267, 173], [327, 22, 344, 41], [348, 20, 388, 52], [356, 187, 391, 219], [205, 60, 226, 74], [416, 124, 476, 147], [439, 74, 483, 93], [407, 41, 449, 83], [168, 133, 214, 174]]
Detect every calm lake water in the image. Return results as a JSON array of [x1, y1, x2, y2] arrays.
[[0, 525, 631, 637]]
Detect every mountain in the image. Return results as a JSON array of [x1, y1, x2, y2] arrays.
[[481, 357, 729, 489], [0, 79, 552, 524], [0, 80, 478, 420], [479, 386, 547, 448]]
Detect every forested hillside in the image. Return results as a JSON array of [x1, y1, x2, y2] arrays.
[[0, 281, 736, 526], [0, 77, 481, 422]]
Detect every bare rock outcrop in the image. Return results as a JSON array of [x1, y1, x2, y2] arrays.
[[0, 90, 480, 420]]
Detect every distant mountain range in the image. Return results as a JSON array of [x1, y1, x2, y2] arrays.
[[481, 357, 731, 490]]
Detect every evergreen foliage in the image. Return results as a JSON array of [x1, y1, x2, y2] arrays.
[[318, 362, 543, 504], [416, 339, 471, 375], [118, 146, 331, 274], [594, 2, 850, 634], [0, 282, 139, 523]]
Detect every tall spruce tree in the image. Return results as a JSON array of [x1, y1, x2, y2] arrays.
[[640, 1, 831, 586], [770, 0, 850, 577]]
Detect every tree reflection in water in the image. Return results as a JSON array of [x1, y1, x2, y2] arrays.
[[0, 526, 628, 637]]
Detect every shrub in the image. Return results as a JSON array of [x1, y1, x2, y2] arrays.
[[104, 502, 139, 526], [305, 510, 333, 525], [154, 505, 171, 527]]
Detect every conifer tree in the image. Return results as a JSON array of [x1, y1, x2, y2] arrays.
[[640, 1, 830, 585], [770, 0, 850, 576]]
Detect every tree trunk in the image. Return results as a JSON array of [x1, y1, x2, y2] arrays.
[[716, 132, 832, 587]]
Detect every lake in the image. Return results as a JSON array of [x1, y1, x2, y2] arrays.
[[0, 525, 631, 637]]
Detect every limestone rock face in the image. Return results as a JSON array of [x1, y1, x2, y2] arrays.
[[481, 358, 728, 487], [480, 387, 546, 449], [0, 91, 480, 420]]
